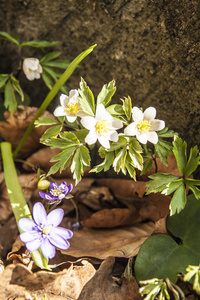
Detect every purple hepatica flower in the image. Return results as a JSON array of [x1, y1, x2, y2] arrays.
[[18, 202, 73, 259], [39, 181, 73, 201]]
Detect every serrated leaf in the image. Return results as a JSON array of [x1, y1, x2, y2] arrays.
[[34, 117, 59, 127], [162, 178, 183, 196], [71, 148, 83, 185], [185, 179, 200, 199], [125, 157, 136, 180], [60, 131, 80, 144], [122, 96, 132, 120], [106, 104, 124, 116], [129, 148, 143, 171], [172, 137, 187, 175], [75, 129, 89, 143], [43, 132, 79, 149], [113, 148, 127, 174], [140, 158, 153, 176], [4, 79, 17, 115], [20, 40, 60, 48], [0, 31, 19, 46], [79, 145, 91, 167], [155, 142, 169, 166], [10, 75, 24, 101], [146, 173, 180, 194], [0, 74, 9, 89], [96, 80, 116, 107], [78, 78, 95, 116], [90, 151, 114, 173], [157, 127, 176, 138], [184, 146, 200, 177], [169, 183, 186, 215], [40, 125, 63, 141]]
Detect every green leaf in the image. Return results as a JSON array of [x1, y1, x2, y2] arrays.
[[122, 96, 132, 120], [157, 127, 176, 138], [4, 79, 17, 115], [71, 147, 88, 185], [135, 194, 200, 283], [75, 129, 89, 143], [184, 146, 200, 177], [113, 148, 127, 174], [185, 178, 200, 199], [169, 183, 186, 215], [42, 60, 70, 69], [40, 125, 63, 141], [43, 131, 79, 149], [90, 151, 114, 173], [78, 78, 95, 116], [140, 158, 153, 176], [0, 74, 9, 89], [106, 104, 124, 116], [96, 80, 116, 107], [125, 157, 136, 180], [80, 145, 91, 167], [42, 70, 54, 89], [34, 117, 59, 127], [146, 173, 179, 194], [128, 147, 143, 171], [155, 142, 170, 166], [172, 136, 187, 175], [20, 40, 60, 48], [10, 75, 24, 102], [162, 178, 184, 195], [40, 51, 62, 63], [0, 31, 19, 46]]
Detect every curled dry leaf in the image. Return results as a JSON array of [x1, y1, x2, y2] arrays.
[[62, 222, 155, 259], [0, 106, 56, 157], [81, 208, 142, 228]]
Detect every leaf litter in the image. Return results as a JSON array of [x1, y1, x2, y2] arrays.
[[0, 107, 189, 299]]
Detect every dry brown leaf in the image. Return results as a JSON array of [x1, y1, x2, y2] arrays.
[[81, 208, 142, 228], [153, 216, 168, 235], [62, 222, 155, 259], [0, 106, 55, 157], [0, 217, 18, 260], [78, 256, 142, 300]]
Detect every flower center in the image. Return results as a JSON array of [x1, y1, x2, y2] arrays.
[[95, 120, 110, 135], [42, 226, 50, 235], [50, 187, 63, 196], [64, 102, 79, 115], [137, 120, 151, 134]]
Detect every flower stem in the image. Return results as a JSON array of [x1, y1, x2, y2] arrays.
[[13, 44, 96, 158]]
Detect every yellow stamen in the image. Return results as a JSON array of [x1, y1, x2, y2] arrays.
[[137, 120, 151, 134], [50, 187, 63, 196], [42, 226, 50, 235], [64, 102, 79, 115], [95, 120, 110, 135]]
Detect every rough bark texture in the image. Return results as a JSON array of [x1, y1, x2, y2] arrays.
[[0, 0, 200, 147]]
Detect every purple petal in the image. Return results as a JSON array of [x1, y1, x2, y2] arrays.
[[59, 181, 67, 192], [39, 192, 58, 201], [50, 182, 58, 190], [41, 238, 56, 259], [20, 231, 41, 243], [47, 208, 64, 227], [18, 218, 36, 232], [26, 238, 42, 252], [51, 227, 73, 240], [49, 233, 70, 250], [68, 184, 73, 193], [58, 193, 66, 200], [33, 202, 47, 227]]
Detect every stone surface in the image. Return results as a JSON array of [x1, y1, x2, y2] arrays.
[[0, 0, 200, 147]]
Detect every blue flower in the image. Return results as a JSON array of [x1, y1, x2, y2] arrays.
[[18, 202, 73, 259], [39, 181, 73, 201]]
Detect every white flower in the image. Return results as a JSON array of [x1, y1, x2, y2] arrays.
[[80, 103, 123, 149], [124, 106, 165, 144], [22, 58, 42, 81], [53, 90, 87, 123]]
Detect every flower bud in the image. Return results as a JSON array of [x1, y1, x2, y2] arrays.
[[38, 179, 50, 190], [23, 58, 42, 81]]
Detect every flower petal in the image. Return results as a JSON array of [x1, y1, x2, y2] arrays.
[[146, 131, 158, 144], [20, 231, 41, 243], [136, 134, 148, 144], [50, 182, 58, 190], [67, 183, 73, 193], [33, 202, 47, 227], [66, 115, 77, 123], [144, 107, 156, 121], [47, 208, 64, 227], [81, 116, 96, 130], [110, 131, 119, 142], [69, 89, 79, 98], [26, 72, 35, 81], [132, 107, 143, 123], [39, 192, 57, 201], [150, 120, 165, 131], [85, 130, 97, 145], [53, 106, 65, 117], [60, 94, 69, 107], [49, 233, 70, 250], [111, 120, 123, 129], [51, 227, 73, 240], [26, 238, 42, 252], [59, 181, 67, 192], [98, 136, 110, 148], [18, 218, 36, 232], [41, 238, 56, 259], [124, 123, 137, 136]]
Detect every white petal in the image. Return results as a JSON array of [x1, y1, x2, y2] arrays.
[[66, 115, 77, 123], [81, 116, 96, 130], [53, 106, 65, 117], [98, 136, 110, 148], [132, 107, 143, 123], [124, 122, 137, 136], [111, 120, 123, 129], [136, 134, 148, 144], [38, 64, 43, 73], [26, 72, 35, 81], [85, 130, 97, 145], [146, 131, 158, 144], [110, 131, 119, 142], [60, 94, 69, 107], [96, 104, 108, 120], [34, 71, 40, 79], [144, 107, 156, 121], [150, 120, 165, 131], [69, 89, 79, 98]]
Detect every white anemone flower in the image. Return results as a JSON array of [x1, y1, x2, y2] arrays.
[[124, 106, 165, 144], [53, 90, 87, 123], [22, 58, 42, 81], [80, 103, 123, 149]]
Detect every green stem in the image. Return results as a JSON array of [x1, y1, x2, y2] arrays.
[[13, 44, 96, 158]]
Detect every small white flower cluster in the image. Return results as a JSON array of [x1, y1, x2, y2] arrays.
[[23, 58, 42, 81], [53, 89, 165, 149]]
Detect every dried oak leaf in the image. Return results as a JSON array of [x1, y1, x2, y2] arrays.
[[78, 256, 142, 300], [0, 106, 55, 157], [61, 222, 155, 259], [81, 208, 142, 228]]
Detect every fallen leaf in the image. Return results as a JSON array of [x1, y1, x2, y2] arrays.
[[0, 217, 18, 260]]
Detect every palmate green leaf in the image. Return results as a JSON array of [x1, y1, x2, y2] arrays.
[[169, 183, 186, 215], [42, 131, 79, 149], [20, 40, 60, 48], [0, 74, 9, 89], [172, 136, 187, 175], [146, 173, 180, 194], [162, 178, 184, 196], [90, 151, 115, 173], [70, 146, 90, 185], [78, 78, 95, 116], [40, 125, 63, 141], [0, 31, 19, 46], [4, 79, 17, 115], [155, 142, 170, 166], [135, 194, 200, 284], [34, 117, 59, 127], [10, 75, 24, 102], [96, 80, 116, 107], [75, 129, 89, 143], [121, 96, 132, 120], [184, 146, 200, 177], [185, 179, 200, 199]]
